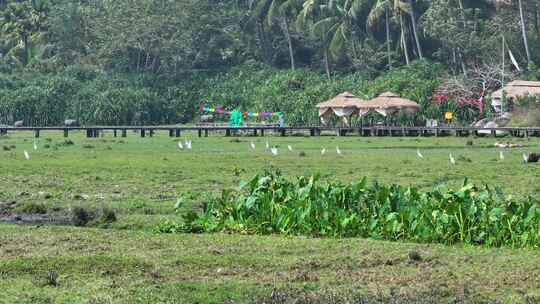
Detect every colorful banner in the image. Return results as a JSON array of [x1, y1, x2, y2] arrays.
[[199, 104, 282, 119]]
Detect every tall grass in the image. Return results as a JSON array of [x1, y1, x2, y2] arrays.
[[161, 171, 540, 248]]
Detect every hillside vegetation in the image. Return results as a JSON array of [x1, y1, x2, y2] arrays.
[[1, 0, 540, 126]]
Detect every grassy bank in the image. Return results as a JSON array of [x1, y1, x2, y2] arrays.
[[1, 224, 540, 303], [1, 132, 539, 302]]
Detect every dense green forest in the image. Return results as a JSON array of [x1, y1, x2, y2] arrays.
[[1, 0, 540, 126]]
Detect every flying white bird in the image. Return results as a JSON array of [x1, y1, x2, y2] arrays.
[[499, 151, 505, 161], [287, 145, 293, 152], [336, 146, 342, 156], [449, 153, 456, 165], [24, 150, 30, 160], [177, 141, 184, 150], [265, 141, 270, 149], [321, 148, 326, 155], [523, 153, 529, 163], [416, 149, 424, 159], [186, 140, 192, 150], [270, 147, 278, 156], [250, 141, 256, 150], [33, 141, 38, 151]]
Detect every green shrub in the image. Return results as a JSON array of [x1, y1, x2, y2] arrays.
[[97, 207, 117, 224], [166, 171, 540, 248], [15, 202, 47, 214], [71, 206, 93, 227]]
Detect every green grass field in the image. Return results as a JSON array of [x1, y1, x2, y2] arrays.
[[1, 131, 539, 303]]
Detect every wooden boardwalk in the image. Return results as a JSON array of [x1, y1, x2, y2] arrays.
[[1, 126, 540, 138]]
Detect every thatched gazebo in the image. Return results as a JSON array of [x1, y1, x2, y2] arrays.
[[491, 81, 540, 113], [358, 92, 421, 117], [316, 92, 365, 126]]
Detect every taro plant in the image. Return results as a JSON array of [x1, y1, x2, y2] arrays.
[[165, 171, 540, 248]]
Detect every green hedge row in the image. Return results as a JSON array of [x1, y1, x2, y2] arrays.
[[0, 61, 448, 126]]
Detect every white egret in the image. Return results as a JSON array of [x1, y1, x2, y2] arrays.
[[24, 150, 30, 160], [449, 153, 456, 165], [523, 153, 529, 163], [271, 147, 278, 156], [336, 146, 342, 156], [321, 148, 326, 155], [499, 151, 505, 161], [287, 145, 293, 152], [186, 140, 192, 150], [416, 149, 424, 159], [33, 141, 38, 151], [250, 141, 256, 150], [177, 142, 184, 150], [265, 141, 269, 149]]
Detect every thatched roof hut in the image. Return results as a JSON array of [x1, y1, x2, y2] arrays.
[[492, 80, 540, 101], [357, 92, 420, 116], [316, 92, 364, 110], [316, 92, 365, 126]]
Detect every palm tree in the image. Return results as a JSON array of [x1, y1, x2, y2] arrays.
[[486, 0, 533, 66], [404, 0, 423, 59], [299, 0, 368, 78], [0, 0, 48, 66], [517, 0, 532, 65], [250, 0, 302, 70], [368, 0, 393, 69]]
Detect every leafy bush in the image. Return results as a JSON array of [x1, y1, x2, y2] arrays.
[[167, 171, 540, 248], [97, 207, 117, 224], [15, 202, 47, 214], [71, 206, 93, 227]]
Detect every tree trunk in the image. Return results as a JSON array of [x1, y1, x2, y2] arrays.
[[455, 0, 467, 77], [22, 33, 29, 66], [400, 15, 410, 65], [458, 48, 467, 77], [324, 49, 331, 80], [385, 7, 392, 70], [408, 0, 423, 59], [535, 2, 540, 38], [281, 18, 295, 70], [256, 19, 272, 65], [518, 0, 532, 65]]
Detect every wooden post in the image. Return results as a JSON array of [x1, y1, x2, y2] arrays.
[[86, 129, 92, 138], [122, 129, 127, 137], [491, 130, 496, 137], [253, 129, 258, 136], [226, 129, 231, 137], [149, 129, 154, 137], [34, 129, 40, 138], [310, 128, 315, 136], [141, 129, 146, 137], [280, 128, 286, 137], [175, 129, 181, 137], [261, 129, 265, 137], [198, 129, 202, 137], [63, 129, 69, 137], [169, 129, 174, 137], [204, 129, 208, 137], [114, 129, 117, 137]]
